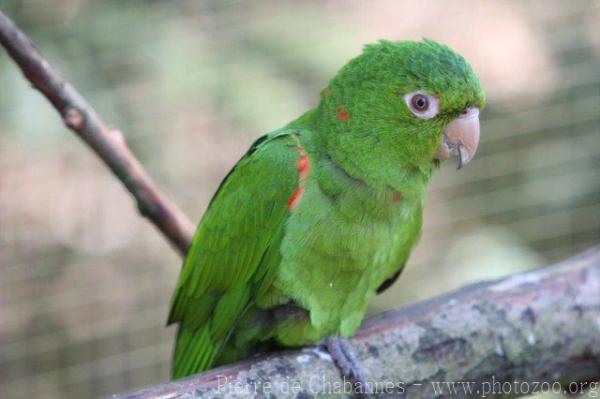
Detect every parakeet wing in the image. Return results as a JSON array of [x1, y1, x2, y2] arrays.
[[168, 130, 300, 378]]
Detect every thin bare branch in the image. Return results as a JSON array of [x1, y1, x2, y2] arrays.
[[0, 10, 194, 255]]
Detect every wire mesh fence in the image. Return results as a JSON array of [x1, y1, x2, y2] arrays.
[[0, 1, 599, 397]]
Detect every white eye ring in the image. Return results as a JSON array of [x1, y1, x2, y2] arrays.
[[404, 90, 440, 119]]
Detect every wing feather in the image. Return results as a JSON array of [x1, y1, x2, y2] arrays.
[[169, 130, 301, 378]]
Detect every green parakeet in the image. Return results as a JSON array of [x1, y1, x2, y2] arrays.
[[168, 39, 485, 379]]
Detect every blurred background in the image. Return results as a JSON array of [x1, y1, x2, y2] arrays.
[[0, 0, 599, 398]]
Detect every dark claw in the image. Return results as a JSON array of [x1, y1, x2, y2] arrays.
[[326, 337, 372, 397]]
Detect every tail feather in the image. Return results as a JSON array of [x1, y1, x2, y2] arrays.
[[172, 325, 216, 379]]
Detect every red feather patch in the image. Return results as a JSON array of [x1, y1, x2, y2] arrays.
[[287, 187, 304, 210], [297, 153, 309, 177], [288, 135, 310, 211], [336, 105, 349, 122]]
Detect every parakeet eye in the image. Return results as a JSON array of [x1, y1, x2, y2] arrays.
[[404, 90, 440, 119], [411, 94, 428, 111]]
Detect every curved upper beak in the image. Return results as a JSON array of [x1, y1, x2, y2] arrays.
[[434, 107, 480, 169]]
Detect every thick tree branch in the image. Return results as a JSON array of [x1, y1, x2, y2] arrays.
[[117, 246, 600, 398], [0, 10, 194, 255]]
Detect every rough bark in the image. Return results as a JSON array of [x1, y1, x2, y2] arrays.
[[0, 10, 195, 255], [115, 246, 600, 398]]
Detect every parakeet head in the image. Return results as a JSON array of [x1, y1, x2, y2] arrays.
[[316, 39, 485, 187]]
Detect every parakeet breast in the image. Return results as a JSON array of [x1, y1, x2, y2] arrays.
[[269, 133, 425, 344]]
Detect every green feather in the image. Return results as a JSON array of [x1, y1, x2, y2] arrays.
[[169, 131, 300, 378]]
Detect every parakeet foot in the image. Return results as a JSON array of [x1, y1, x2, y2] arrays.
[[325, 337, 371, 396]]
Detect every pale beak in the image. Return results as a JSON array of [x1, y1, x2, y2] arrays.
[[434, 107, 480, 169]]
